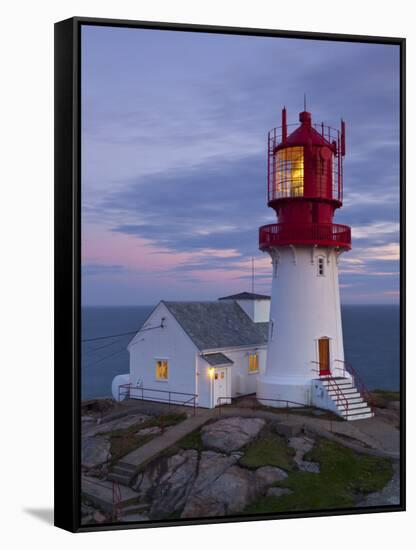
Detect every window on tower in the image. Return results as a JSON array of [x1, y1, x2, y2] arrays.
[[317, 257, 325, 276], [274, 146, 304, 198]]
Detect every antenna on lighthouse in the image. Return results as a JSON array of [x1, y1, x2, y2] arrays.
[[251, 257, 255, 293], [304, 93, 307, 111]]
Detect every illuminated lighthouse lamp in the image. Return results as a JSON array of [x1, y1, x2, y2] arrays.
[[257, 107, 374, 421]]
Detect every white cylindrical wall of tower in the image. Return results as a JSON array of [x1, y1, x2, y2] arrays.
[[257, 245, 347, 407]]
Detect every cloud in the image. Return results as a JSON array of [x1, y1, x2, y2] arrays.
[[81, 27, 400, 304]]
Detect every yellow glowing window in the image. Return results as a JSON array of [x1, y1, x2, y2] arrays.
[[249, 353, 259, 373], [156, 360, 169, 380], [275, 146, 304, 198]]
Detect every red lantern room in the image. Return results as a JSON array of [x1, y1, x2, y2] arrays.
[[259, 107, 351, 251]]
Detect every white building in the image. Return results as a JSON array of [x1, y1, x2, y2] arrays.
[[112, 292, 270, 409]]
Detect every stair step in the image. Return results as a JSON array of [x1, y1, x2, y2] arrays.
[[321, 378, 353, 387], [121, 502, 149, 514], [107, 472, 133, 486], [343, 411, 374, 421], [338, 404, 371, 413], [81, 476, 139, 513], [328, 387, 357, 395], [333, 396, 364, 405], [112, 465, 134, 476], [117, 462, 138, 473]]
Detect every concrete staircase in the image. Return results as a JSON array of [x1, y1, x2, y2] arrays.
[[107, 461, 138, 486], [82, 475, 148, 516], [321, 377, 374, 421]]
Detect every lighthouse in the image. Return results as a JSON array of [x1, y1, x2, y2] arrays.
[[257, 106, 374, 420]]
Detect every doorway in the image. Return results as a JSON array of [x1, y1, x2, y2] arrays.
[[318, 337, 330, 376], [213, 368, 229, 407]]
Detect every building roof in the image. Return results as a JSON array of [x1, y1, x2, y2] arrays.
[[201, 353, 234, 366], [218, 292, 271, 301], [162, 300, 268, 351]]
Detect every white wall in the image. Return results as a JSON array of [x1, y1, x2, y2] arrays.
[[235, 299, 270, 322], [258, 246, 345, 406], [196, 346, 267, 407], [128, 303, 198, 405]]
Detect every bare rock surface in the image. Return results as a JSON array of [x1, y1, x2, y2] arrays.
[[148, 450, 199, 519], [84, 414, 151, 437], [182, 464, 257, 518], [288, 435, 320, 473], [188, 451, 237, 496], [255, 466, 288, 489], [81, 436, 111, 468], [201, 417, 266, 453]]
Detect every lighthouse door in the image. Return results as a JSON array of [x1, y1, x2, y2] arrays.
[[213, 369, 229, 407], [318, 338, 330, 376]]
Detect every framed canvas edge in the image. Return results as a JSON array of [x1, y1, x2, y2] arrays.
[[54, 16, 406, 534]]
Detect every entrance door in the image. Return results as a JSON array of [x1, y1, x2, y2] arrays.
[[213, 368, 229, 407], [318, 338, 330, 376]]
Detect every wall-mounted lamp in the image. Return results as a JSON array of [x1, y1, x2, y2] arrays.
[[208, 368, 215, 379]]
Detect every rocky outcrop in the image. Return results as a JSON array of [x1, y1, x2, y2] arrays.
[[82, 436, 111, 469], [255, 466, 288, 489], [132, 450, 199, 519], [84, 414, 151, 437], [182, 464, 257, 518], [201, 417, 266, 453], [288, 436, 320, 473]]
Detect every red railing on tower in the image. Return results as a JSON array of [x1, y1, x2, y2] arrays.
[[259, 222, 351, 250]]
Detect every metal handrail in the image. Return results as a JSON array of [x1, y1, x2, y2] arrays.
[[334, 359, 375, 413], [310, 361, 349, 418], [118, 383, 197, 415], [216, 395, 309, 416]]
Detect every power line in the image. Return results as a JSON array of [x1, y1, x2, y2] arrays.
[[83, 346, 127, 368], [82, 330, 138, 343], [83, 338, 124, 356], [81, 321, 164, 343]]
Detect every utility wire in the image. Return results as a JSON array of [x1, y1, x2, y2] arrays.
[[83, 337, 125, 356], [83, 346, 127, 368], [81, 321, 164, 343]]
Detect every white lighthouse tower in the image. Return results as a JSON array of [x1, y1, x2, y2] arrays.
[[257, 107, 374, 420]]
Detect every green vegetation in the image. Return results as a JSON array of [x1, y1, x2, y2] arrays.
[[239, 433, 296, 471], [371, 390, 400, 409], [244, 438, 393, 514], [177, 429, 204, 451], [106, 412, 187, 465]]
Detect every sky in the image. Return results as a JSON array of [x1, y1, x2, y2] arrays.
[[81, 25, 400, 306]]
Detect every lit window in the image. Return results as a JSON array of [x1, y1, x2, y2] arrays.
[[274, 146, 304, 198], [317, 257, 325, 276], [249, 353, 259, 373], [156, 359, 168, 380]]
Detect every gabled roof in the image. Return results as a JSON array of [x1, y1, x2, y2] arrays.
[[201, 353, 234, 366], [218, 292, 270, 301], [162, 300, 268, 351]]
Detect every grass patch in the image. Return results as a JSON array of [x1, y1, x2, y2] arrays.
[[177, 429, 204, 451], [239, 433, 295, 471], [244, 438, 393, 514], [107, 412, 186, 465], [371, 390, 400, 409], [109, 434, 153, 466]]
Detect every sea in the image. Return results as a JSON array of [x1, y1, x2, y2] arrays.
[[81, 305, 400, 400]]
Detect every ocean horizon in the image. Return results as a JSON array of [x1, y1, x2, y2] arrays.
[[81, 304, 400, 400]]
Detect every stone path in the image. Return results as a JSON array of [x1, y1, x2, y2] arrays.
[[118, 408, 215, 471], [217, 406, 400, 459]]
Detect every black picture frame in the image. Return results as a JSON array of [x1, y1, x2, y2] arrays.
[[54, 16, 406, 533]]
